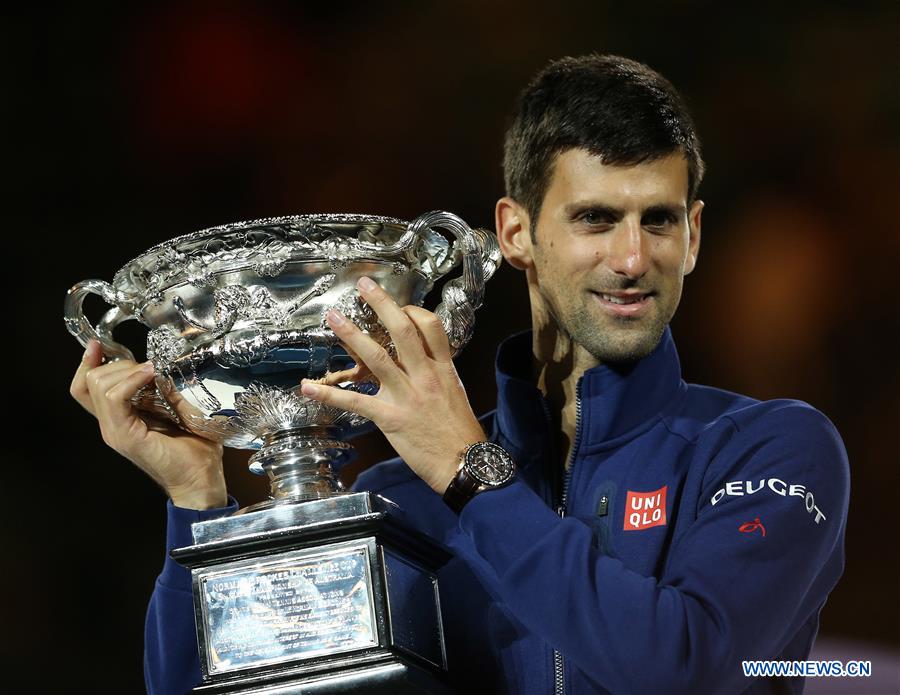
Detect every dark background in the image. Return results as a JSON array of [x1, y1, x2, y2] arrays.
[[10, 2, 899, 690]]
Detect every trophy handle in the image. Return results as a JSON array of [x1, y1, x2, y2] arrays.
[[64, 279, 139, 361], [407, 211, 502, 354]]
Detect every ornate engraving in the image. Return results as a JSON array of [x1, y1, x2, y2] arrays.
[[235, 383, 341, 434], [273, 273, 336, 324], [233, 381, 374, 436], [154, 247, 186, 276], [147, 325, 188, 370], [437, 282, 476, 352], [172, 275, 338, 357], [114, 215, 410, 299], [215, 331, 273, 369], [144, 287, 166, 308], [255, 436, 351, 461], [324, 238, 355, 270], [213, 286, 252, 331], [156, 383, 182, 425], [187, 264, 217, 288], [246, 287, 280, 324], [195, 277, 337, 335], [182, 361, 223, 413], [251, 239, 293, 276], [234, 383, 304, 433]]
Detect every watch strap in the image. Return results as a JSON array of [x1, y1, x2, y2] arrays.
[[443, 461, 482, 514], [442, 441, 515, 514]]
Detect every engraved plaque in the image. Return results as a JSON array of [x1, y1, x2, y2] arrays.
[[198, 543, 377, 675]]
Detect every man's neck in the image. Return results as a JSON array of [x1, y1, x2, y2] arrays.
[[531, 326, 600, 470]]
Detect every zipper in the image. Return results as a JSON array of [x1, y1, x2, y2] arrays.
[[553, 380, 583, 695], [557, 464, 574, 518], [558, 381, 584, 514], [553, 650, 565, 695]]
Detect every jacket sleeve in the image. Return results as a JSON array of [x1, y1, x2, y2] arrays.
[[144, 498, 238, 695], [455, 403, 849, 693]]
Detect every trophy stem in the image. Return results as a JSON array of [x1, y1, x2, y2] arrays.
[[247, 428, 352, 508]]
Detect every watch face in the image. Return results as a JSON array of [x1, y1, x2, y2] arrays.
[[466, 442, 515, 486]]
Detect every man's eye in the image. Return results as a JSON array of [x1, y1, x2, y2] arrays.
[[581, 211, 614, 226], [643, 213, 676, 229]]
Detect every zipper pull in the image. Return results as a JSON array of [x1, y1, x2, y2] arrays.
[[597, 495, 609, 517], [557, 505, 566, 518]]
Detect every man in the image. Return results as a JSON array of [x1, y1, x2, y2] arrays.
[[71, 55, 849, 694]]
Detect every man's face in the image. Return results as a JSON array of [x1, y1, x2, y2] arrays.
[[528, 148, 702, 364]]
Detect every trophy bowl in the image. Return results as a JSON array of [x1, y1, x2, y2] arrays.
[[65, 211, 501, 509]]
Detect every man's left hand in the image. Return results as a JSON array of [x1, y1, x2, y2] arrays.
[[300, 276, 487, 495]]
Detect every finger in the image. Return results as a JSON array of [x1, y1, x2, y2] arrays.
[[70, 340, 105, 413], [316, 364, 372, 387], [341, 343, 371, 376], [73, 342, 136, 414], [106, 362, 157, 412], [88, 359, 140, 379], [300, 381, 380, 422], [403, 306, 452, 362], [83, 359, 141, 406], [90, 361, 156, 432], [356, 277, 427, 366], [327, 309, 405, 389], [320, 343, 374, 385], [141, 412, 185, 436]]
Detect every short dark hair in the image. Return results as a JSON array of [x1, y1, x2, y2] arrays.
[[503, 54, 705, 235]]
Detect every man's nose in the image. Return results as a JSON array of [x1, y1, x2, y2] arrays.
[[607, 221, 650, 278]]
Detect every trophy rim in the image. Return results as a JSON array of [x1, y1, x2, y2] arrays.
[[112, 213, 414, 297]]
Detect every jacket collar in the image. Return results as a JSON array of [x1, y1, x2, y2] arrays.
[[494, 326, 686, 458]]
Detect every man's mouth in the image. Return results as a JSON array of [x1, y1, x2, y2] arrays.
[[591, 290, 655, 315], [595, 292, 651, 305]]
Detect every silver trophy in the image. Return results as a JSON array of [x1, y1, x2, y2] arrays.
[[65, 211, 501, 694]]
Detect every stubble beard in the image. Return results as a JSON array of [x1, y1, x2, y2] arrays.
[[557, 294, 670, 365]]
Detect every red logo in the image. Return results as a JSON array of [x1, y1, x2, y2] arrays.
[[739, 517, 767, 537], [623, 486, 667, 531]]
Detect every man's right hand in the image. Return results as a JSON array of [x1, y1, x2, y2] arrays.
[[70, 339, 227, 510]]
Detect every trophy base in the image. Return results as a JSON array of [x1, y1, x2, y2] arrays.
[[172, 492, 453, 695], [191, 654, 452, 694]]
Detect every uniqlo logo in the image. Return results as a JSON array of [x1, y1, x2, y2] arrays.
[[623, 486, 668, 531]]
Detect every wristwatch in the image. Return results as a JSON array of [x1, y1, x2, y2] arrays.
[[443, 441, 516, 514]]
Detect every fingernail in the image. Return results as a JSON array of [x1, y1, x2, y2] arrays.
[[301, 382, 320, 397], [327, 310, 346, 326], [358, 276, 377, 292], [141, 361, 155, 374], [82, 340, 97, 361]]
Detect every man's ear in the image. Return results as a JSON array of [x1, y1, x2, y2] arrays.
[[495, 197, 534, 271], [683, 199, 703, 276]]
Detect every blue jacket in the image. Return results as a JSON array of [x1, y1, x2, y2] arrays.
[[145, 327, 849, 694]]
